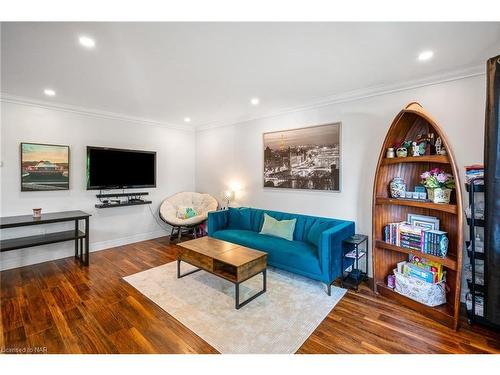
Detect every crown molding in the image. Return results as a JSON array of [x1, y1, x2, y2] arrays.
[[0, 93, 194, 132], [1, 64, 486, 134], [196, 64, 485, 132]]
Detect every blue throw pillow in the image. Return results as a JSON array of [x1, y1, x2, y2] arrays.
[[307, 220, 333, 247], [228, 207, 252, 230]]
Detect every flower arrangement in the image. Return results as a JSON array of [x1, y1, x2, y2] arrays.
[[420, 168, 455, 203], [420, 168, 455, 189]]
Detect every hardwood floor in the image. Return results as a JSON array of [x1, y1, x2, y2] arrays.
[[1, 236, 499, 354]]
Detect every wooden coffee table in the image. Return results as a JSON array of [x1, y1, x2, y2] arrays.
[[176, 236, 267, 309]]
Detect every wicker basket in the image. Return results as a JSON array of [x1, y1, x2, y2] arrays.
[[393, 269, 446, 307]]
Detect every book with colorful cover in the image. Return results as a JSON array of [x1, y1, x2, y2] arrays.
[[403, 263, 438, 283], [408, 254, 444, 281], [384, 221, 448, 257]]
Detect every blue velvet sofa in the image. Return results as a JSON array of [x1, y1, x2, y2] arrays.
[[207, 207, 355, 294]]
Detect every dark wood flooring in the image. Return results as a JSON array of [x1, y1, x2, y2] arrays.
[[1, 236, 499, 354]]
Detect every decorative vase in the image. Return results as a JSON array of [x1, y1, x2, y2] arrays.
[[386, 148, 395, 158], [427, 188, 451, 204], [396, 147, 408, 158], [390, 177, 406, 198]]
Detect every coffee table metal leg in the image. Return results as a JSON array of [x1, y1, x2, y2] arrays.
[[235, 269, 267, 310], [177, 259, 202, 279]]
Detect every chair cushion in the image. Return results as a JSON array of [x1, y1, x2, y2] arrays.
[[259, 213, 296, 241], [160, 192, 218, 226], [212, 229, 321, 275]]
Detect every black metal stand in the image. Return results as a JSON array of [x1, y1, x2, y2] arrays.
[[170, 224, 205, 242], [465, 178, 494, 326], [341, 234, 369, 290]]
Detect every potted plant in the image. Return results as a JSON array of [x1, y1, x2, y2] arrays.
[[394, 140, 412, 158], [420, 168, 456, 204]]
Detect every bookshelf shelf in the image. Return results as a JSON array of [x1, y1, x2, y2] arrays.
[[372, 102, 463, 330], [381, 155, 450, 165], [374, 240, 457, 270], [375, 197, 458, 214], [375, 282, 455, 327]]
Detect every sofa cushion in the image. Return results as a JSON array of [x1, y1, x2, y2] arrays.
[[227, 207, 252, 230], [259, 213, 296, 241], [238, 208, 340, 242], [212, 229, 321, 275], [307, 220, 334, 247]]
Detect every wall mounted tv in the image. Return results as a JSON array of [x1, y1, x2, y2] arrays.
[[86, 146, 156, 190]]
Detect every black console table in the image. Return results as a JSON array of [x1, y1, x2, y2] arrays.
[[0, 210, 91, 266]]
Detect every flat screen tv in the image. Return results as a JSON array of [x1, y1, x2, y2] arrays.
[[86, 146, 156, 190]]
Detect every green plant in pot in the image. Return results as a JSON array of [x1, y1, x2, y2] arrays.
[[420, 168, 455, 204]]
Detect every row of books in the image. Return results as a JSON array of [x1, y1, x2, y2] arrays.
[[398, 255, 445, 284], [465, 164, 484, 184], [384, 222, 449, 257]]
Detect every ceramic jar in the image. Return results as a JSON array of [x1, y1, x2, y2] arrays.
[[427, 188, 451, 204], [390, 177, 406, 198], [386, 148, 395, 158], [396, 147, 408, 158]]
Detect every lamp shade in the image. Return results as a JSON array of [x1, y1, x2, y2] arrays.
[[221, 190, 235, 202]]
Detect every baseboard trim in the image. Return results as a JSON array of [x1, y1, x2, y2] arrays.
[[90, 229, 168, 252]]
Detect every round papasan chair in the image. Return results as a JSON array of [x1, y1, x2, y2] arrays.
[[159, 192, 218, 241]]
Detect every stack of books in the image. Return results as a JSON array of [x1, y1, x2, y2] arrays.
[[400, 255, 444, 283], [384, 222, 449, 257], [465, 164, 484, 184]]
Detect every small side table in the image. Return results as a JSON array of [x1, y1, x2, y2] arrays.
[[341, 234, 369, 290]]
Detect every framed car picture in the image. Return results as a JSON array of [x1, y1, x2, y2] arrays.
[[407, 214, 440, 231], [20, 142, 70, 191]]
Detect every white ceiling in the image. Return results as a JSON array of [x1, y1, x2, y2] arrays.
[[1, 22, 500, 128]]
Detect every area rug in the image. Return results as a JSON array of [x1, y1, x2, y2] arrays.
[[123, 261, 346, 354]]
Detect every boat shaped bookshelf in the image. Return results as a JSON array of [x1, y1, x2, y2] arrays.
[[372, 102, 463, 330]]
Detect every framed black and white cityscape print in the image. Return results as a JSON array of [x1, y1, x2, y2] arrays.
[[263, 123, 341, 191]]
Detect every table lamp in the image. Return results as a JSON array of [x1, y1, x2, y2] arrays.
[[221, 190, 235, 209]]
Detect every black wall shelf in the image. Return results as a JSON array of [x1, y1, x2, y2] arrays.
[[96, 192, 149, 199], [95, 191, 151, 209], [95, 200, 152, 209]]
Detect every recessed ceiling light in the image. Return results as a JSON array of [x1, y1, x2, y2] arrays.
[[79, 36, 96, 49], [184, 117, 191, 123], [250, 98, 260, 106], [418, 50, 434, 61], [43, 89, 56, 97]]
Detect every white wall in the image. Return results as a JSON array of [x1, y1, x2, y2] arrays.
[[0, 101, 195, 270], [0, 75, 486, 276], [195, 75, 486, 277]]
